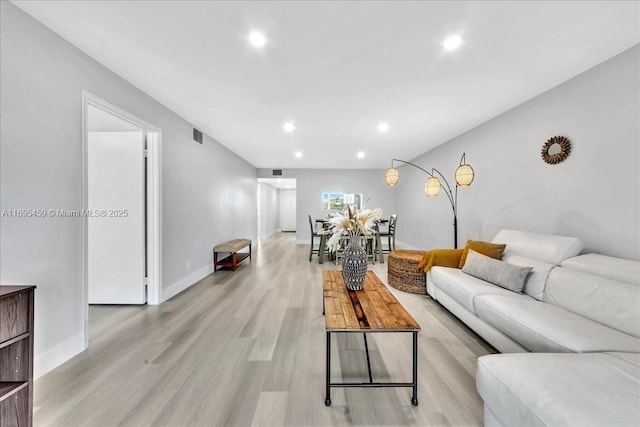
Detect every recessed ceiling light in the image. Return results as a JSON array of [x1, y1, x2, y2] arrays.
[[294, 151, 303, 158], [248, 31, 267, 48], [357, 151, 365, 159], [377, 122, 390, 133], [283, 122, 296, 133], [443, 35, 463, 51]]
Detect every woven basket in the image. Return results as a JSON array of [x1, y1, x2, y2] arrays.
[[387, 250, 427, 294]]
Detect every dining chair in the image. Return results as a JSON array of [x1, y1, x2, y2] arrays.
[[379, 214, 398, 253], [334, 233, 349, 265], [308, 215, 322, 261], [362, 233, 377, 264]]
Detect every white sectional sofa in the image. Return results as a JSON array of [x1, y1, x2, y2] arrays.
[[477, 351, 640, 427], [426, 229, 640, 426]]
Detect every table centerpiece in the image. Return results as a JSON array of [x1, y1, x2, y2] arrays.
[[325, 205, 382, 290]]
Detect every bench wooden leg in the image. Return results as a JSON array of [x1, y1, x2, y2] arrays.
[[213, 251, 219, 272], [249, 244, 252, 261], [232, 252, 237, 271]]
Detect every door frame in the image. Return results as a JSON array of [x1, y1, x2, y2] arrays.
[[81, 91, 162, 345]]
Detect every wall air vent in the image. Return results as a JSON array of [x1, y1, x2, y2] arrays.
[[192, 128, 203, 145], [272, 169, 283, 176]]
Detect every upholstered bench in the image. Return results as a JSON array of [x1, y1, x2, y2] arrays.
[[213, 239, 252, 271], [387, 250, 427, 294]]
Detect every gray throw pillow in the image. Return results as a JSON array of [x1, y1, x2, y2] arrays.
[[462, 249, 533, 293]]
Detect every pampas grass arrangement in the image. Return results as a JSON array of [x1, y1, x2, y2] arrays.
[[324, 205, 383, 252]]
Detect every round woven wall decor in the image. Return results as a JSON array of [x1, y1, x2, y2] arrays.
[[541, 136, 571, 165]]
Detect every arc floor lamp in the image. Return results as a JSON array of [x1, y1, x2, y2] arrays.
[[385, 153, 474, 249]]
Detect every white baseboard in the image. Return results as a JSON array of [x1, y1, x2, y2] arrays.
[[34, 331, 84, 380], [162, 264, 214, 303]]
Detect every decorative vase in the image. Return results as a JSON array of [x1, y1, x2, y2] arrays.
[[341, 231, 368, 290]]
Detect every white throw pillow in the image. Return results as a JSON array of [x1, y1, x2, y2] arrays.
[[462, 250, 533, 293]]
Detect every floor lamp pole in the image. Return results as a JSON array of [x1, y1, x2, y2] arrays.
[[453, 216, 458, 250]]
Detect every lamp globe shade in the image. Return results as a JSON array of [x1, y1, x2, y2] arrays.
[[424, 176, 441, 197], [455, 163, 475, 186], [385, 168, 399, 186]]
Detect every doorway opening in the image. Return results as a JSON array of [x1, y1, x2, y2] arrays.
[[257, 178, 296, 242], [81, 91, 162, 346]]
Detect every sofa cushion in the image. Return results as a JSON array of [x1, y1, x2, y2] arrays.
[[561, 253, 640, 285], [492, 229, 583, 265], [462, 250, 532, 293], [501, 254, 555, 301], [474, 294, 640, 353], [430, 267, 531, 314], [477, 352, 640, 427], [544, 267, 640, 338], [458, 240, 506, 268]]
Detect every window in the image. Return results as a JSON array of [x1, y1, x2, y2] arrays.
[[322, 193, 363, 210]]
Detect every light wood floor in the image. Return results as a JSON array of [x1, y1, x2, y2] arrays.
[[34, 232, 495, 426]]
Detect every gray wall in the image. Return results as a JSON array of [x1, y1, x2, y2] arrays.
[[258, 183, 281, 238], [258, 169, 396, 244], [0, 2, 257, 376], [395, 45, 640, 259]]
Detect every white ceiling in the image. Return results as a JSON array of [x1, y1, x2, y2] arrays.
[[12, 1, 640, 169]]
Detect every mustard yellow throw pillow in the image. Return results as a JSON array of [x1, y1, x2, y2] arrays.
[[418, 249, 464, 272], [458, 240, 506, 268]]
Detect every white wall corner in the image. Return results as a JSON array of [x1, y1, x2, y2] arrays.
[[162, 263, 214, 303], [34, 331, 85, 380]]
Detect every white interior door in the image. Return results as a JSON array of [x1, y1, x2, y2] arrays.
[[88, 131, 146, 304], [280, 189, 297, 231]]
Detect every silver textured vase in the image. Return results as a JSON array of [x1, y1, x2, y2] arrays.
[[341, 232, 368, 290]]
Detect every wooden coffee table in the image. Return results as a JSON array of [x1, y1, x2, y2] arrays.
[[322, 270, 421, 406]]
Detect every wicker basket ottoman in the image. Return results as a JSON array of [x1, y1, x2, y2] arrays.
[[387, 250, 427, 294]]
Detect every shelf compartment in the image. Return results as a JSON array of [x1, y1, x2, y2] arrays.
[[0, 382, 28, 402], [0, 292, 29, 343], [0, 332, 29, 351], [0, 339, 29, 382]]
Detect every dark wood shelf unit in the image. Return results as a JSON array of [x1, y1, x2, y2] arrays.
[[0, 285, 35, 427]]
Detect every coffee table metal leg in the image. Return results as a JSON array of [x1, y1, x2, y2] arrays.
[[322, 289, 325, 315], [325, 331, 332, 406], [411, 331, 418, 406]]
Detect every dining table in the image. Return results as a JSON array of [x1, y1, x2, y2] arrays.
[[315, 218, 329, 227], [318, 226, 384, 264]]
